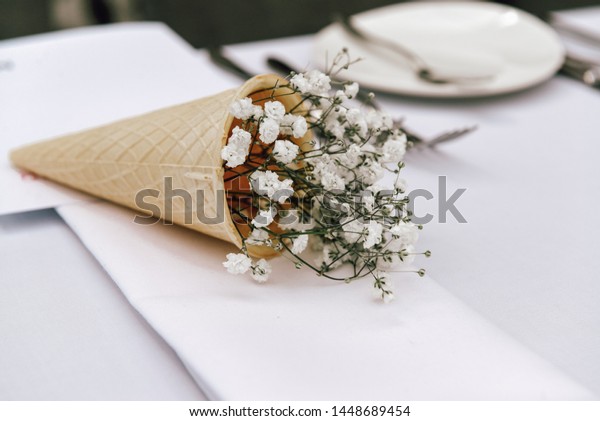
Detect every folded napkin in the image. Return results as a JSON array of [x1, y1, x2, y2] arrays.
[[552, 6, 600, 62], [58, 202, 594, 400]]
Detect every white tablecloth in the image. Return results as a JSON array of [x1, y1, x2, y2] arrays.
[[0, 210, 204, 399]]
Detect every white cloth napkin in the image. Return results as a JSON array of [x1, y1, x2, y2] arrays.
[[58, 202, 594, 400]]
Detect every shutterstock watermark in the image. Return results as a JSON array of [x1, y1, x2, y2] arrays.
[[132, 175, 467, 226], [408, 176, 467, 224]]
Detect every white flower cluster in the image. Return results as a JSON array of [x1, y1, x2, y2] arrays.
[[224, 99, 308, 168], [290, 69, 331, 96], [249, 170, 293, 204], [223, 253, 271, 283], [221, 54, 426, 299], [220, 127, 251, 168], [273, 140, 299, 164], [229, 97, 263, 121], [229, 98, 308, 156]]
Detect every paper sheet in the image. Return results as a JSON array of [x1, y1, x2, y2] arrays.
[[0, 22, 234, 215]]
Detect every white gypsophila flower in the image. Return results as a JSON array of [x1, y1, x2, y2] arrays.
[[306, 153, 331, 182], [344, 82, 359, 99], [334, 90, 347, 102], [230, 97, 262, 120], [390, 222, 419, 246], [291, 70, 331, 95], [326, 104, 346, 121], [317, 98, 335, 113], [250, 170, 278, 197], [345, 108, 361, 124], [290, 73, 309, 94], [259, 117, 280, 144], [379, 204, 394, 217], [363, 221, 383, 249], [292, 116, 308, 138], [323, 107, 344, 136], [382, 134, 407, 163], [306, 69, 331, 95], [251, 258, 272, 283], [252, 208, 275, 228], [357, 160, 384, 185], [246, 229, 269, 245], [372, 286, 395, 303], [223, 253, 252, 275], [370, 271, 394, 302], [291, 234, 309, 255], [364, 194, 376, 213], [345, 108, 368, 138], [290, 73, 308, 93], [366, 110, 393, 131], [338, 144, 362, 169], [319, 244, 343, 270], [320, 171, 346, 191], [273, 140, 299, 164], [342, 218, 365, 243], [383, 290, 395, 303], [278, 114, 307, 138], [264, 101, 286, 122], [221, 126, 251, 168], [325, 119, 345, 141], [400, 244, 416, 265], [253, 107, 264, 119], [378, 245, 417, 269], [375, 253, 399, 271], [250, 170, 293, 203], [394, 177, 407, 193], [278, 114, 295, 136]]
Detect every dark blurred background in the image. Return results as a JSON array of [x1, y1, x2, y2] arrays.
[[1, 0, 598, 45]]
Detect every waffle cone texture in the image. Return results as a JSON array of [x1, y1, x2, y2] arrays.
[[10, 74, 307, 258]]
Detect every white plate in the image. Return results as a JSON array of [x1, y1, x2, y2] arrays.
[[313, 2, 565, 98]]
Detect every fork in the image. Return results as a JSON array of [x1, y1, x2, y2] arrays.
[[335, 14, 495, 86]]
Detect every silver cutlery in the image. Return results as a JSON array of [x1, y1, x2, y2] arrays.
[[560, 54, 600, 89], [545, 15, 600, 90], [335, 14, 495, 86], [208, 46, 253, 80]]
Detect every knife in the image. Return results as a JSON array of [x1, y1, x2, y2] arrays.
[[207, 46, 253, 80]]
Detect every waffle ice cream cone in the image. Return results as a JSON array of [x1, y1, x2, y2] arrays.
[[10, 74, 308, 258]]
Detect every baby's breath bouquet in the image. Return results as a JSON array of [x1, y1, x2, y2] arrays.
[[221, 53, 428, 302]]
